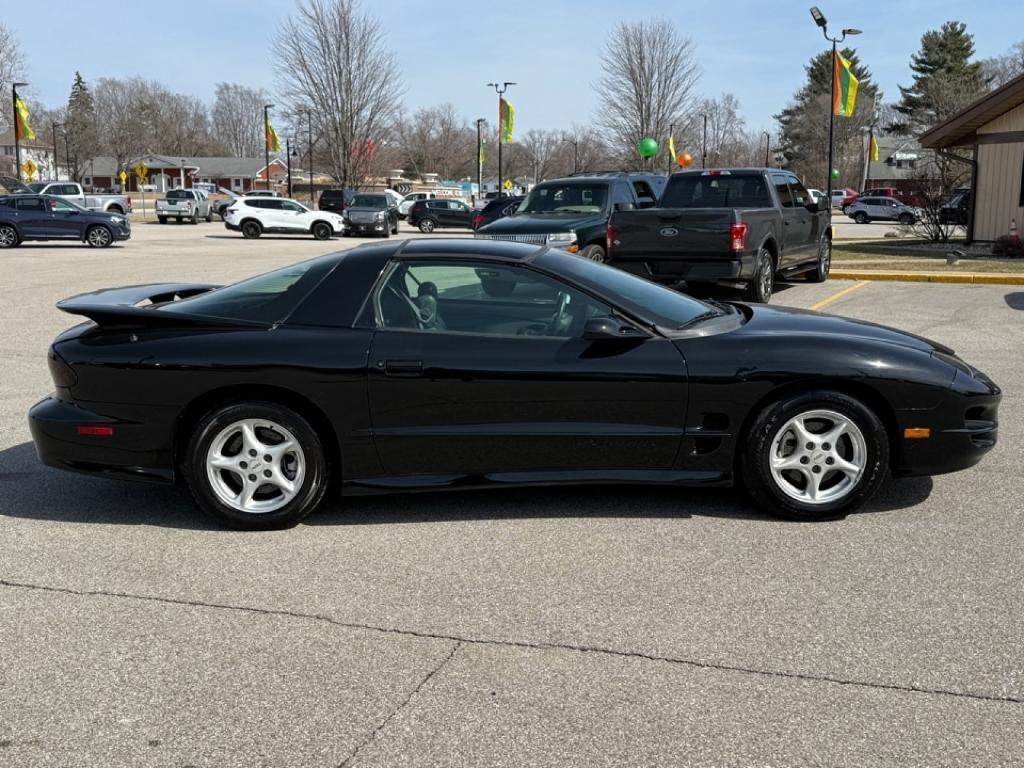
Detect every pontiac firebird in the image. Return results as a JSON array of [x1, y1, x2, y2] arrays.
[[29, 239, 1000, 529]]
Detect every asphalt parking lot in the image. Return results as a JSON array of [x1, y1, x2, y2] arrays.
[[1, 221, 1022, 766]]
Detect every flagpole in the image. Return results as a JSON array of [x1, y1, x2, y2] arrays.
[[263, 104, 273, 191], [13, 83, 28, 181], [667, 123, 674, 175], [487, 82, 515, 197]]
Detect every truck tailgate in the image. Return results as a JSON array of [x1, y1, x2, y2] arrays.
[[610, 208, 738, 260]]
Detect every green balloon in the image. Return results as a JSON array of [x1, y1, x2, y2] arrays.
[[831, 168, 840, 179], [638, 137, 659, 158]]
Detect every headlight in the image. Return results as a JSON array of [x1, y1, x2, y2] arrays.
[[546, 231, 576, 245], [374, 212, 385, 220]]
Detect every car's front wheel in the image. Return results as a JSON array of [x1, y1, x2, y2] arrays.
[[241, 220, 262, 239], [418, 218, 435, 233], [86, 225, 113, 248], [579, 244, 606, 263], [312, 221, 332, 240], [898, 213, 915, 225], [184, 402, 329, 530], [743, 390, 889, 520]]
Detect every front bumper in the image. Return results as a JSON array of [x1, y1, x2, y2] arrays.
[[29, 397, 175, 484], [344, 220, 388, 235], [608, 252, 758, 284]]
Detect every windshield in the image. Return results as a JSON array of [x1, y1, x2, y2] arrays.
[[158, 255, 338, 324], [661, 174, 772, 208], [351, 195, 386, 209], [536, 250, 717, 329], [518, 183, 608, 215]]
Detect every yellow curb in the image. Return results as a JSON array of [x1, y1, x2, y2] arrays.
[[830, 270, 1024, 285]]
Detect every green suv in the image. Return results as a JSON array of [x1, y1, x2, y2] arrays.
[[474, 172, 666, 262]]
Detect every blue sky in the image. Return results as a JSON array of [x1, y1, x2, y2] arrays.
[[6, 0, 1022, 142]]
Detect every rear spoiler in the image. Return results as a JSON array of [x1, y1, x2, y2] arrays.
[[56, 282, 245, 328]]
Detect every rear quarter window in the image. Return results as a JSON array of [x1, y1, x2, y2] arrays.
[[662, 174, 772, 208]]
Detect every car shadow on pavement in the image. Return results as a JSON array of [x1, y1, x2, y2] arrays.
[[0, 441, 933, 530], [1004, 292, 1024, 310]]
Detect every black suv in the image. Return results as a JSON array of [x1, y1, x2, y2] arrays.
[[342, 192, 399, 237], [408, 199, 475, 232], [319, 188, 355, 213], [474, 172, 666, 261]]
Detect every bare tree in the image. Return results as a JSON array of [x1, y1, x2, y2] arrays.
[[212, 83, 268, 157], [519, 129, 564, 183], [982, 41, 1024, 89], [0, 23, 25, 131], [275, 0, 402, 189], [596, 18, 700, 169]]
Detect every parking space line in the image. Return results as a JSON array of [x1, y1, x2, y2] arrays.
[[810, 280, 870, 311]]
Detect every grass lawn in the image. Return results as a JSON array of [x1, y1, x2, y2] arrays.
[[832, 243, 1024, 274]]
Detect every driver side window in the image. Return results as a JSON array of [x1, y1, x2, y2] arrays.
[[375, 261, 612, 338]]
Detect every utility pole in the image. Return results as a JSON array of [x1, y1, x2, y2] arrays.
[[286, 137, 293, 198], [12, 82, 28, 181], [809, 7, 861, 210], [307, 110, 314, 206], [700, 113, 708, 169], [51, 121, 62, 181], [263, 104, 274, 191], [763, 131, 771, 167], [486, 81, 515, 197], [475, 118, 484, 203]]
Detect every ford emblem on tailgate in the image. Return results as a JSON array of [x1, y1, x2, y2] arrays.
[[659, 227, 679, 237]]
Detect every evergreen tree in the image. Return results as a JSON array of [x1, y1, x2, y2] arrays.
[[65, 71, 98, 183], [896, 22, 988, 131], [775, 47, 879, 190]]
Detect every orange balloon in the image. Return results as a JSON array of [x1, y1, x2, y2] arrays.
[[677, 152, 693, 168]]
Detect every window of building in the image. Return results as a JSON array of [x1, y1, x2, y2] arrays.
[[232, 178, 242, 190]]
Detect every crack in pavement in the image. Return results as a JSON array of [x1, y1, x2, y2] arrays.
[[336, 640, 461, 768], [2, 577, 1022, 707]]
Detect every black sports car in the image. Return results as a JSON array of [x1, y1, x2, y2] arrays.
[[29, 239, 1000, 529]]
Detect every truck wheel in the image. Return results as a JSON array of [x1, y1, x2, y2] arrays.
[[191, 212, 199, 225], [108, 205, 124, 215], [206, 210, 214, 222], [579, 244, 606, 263], [743, 249, 774, 303], [853, 212, 868, 224], [807, 237, 831, 283], [241, 221, 262, 239], [158, 216, 167, 224], [86, 225, 113, 248]]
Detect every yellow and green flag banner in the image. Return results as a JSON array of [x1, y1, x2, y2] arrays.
[[832, 51, 859, 117], [499, 98, 515, 144], [869, 133, 880, 162], [667, 134, 677, 162], [265, 117, 281, 152], [15, 97, 35, 141]]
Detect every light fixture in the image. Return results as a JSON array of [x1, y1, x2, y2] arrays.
[[809, 7, 826, 28]]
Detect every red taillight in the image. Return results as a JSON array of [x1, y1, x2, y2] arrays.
[[473, 213, 484, 229], [730, 223, 749, 252], [127, 197, 132, 207], [78, 426, 114, 436], [606, 222, 616, 254]]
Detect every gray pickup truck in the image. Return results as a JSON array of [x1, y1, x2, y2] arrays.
[[607, 169, 832, 303], [27, 182, 132, 215], [156, 189, 213, 224]]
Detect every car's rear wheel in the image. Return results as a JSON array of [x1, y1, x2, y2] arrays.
[[743, 390, 888, 520], [86, 225, 113, 248], [312, 221, 332, 240], [185, 402, 328, 530], [158, 216, 167, 224], [579, 244, 606, 263], [419, 218, 435, 233], [0, 224, 19, 248], [807, 237, 831, 283], [743, 248, 774, 303], [898, 213, 914, 225], [854, 212, 869, 224], [241, 220, 262, 239]]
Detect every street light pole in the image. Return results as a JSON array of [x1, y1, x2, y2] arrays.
[[809, 7, 861, 210], [700, 113, 708, 169], [286, 137, 293, 198], [307, 110, 314, 207], [475, 118, 484, 203], [263, 104, 274, 191], [561, 136, 579, 175], [486, 81, 516, 197], [763, 131, 771, 167], [51, 121, 62, 181], [12, 82, 28, 181]]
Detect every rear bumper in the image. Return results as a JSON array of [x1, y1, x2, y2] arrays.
[[224, 222, 240, 231], [608, 252, 758, 284], [28, 397, 175, 484]]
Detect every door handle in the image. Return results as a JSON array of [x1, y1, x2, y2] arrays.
[[382, 359, 423, 376]]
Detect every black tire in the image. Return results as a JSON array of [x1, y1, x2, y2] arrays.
[[108, 205, 124, 215], [191, 212, 199, 225], [382, 226, 391, 238], [0, 223, 20, 248], [579, 244, 606, 263], [898, 213, 914, 225], [241, 220, 262, 239], [853, 211, 868, 224], [205, 209, 214, 223], [743, 248, 774, 303], [184, 401, 329, 530], [312, 221, 332, 240], [807, 237, 831, 283], [418, 218, 436, 233], [86, 225, 113, 248], [742, 390, 889, 521], [158, 216, 167, 224], [392, 220, 399, 235]]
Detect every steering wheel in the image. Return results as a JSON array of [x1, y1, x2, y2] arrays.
[[544, 291, 572, 336]]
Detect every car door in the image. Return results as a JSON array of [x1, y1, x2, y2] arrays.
[[449, 200, 473, 228], [770, 174, 810, 266], [15, 197, 56, 237], [279, 199, 309, 232], [47, 197, 86, 238], [366, 258, 688, 476], [258, 199, 286, 230], [785, 178, 821, 260]]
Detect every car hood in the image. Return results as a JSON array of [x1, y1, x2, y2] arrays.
[[734, 302, 954, 355], [477, 212, 604, 235]]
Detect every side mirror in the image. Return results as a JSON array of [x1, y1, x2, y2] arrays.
[[583, 317, 647, 341]]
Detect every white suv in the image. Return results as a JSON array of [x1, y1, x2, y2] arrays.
[[398, 191, 437, 219], [224, 197, 345, 240]]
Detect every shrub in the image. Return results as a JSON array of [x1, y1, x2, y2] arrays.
[[992, 235, 1024, 259]]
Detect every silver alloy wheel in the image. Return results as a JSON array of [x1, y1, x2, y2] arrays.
[[0, 225, 16, 247], [820, 238, 831, 276], [87, 226, 111, 247], [758, 254, 773, 300], [768, 409, 866, 504], [419, 219, 434, 233], [205, 418, 306, 514], [581, 245, 606, 263]]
